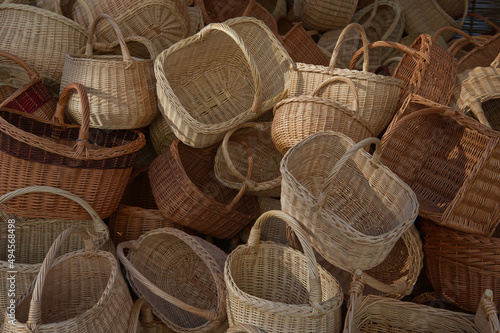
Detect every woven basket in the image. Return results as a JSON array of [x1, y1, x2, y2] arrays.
[[0, 4, 87, 90], [155, 17, 291, 148], [149, 140, 259, 239], [127, 299, 175, 333], [187, 5, 205, 37], [61, 14, 157, 130], [225, 210, 344, 332], [293, 0, 358, 31], [257, 0, 286, 16], [226, 324, 265, 333], [281, 131, 418, 271], [72, 0, 190, 58], [437, 0, 470, 19], [287, 23, 405, 137], [273, 76, 374, 155], [117, 228, 229, 333], [0, 51, 56, 121], [2, 227, 133, 332], [381, 107, 500, 236], [214, 122, 282, 197], [0, 83, 146, 219], [150, 113, 176, 156]]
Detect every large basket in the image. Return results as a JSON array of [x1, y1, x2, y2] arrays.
[[225, 210, 344, 332], [280, 131, 418, 271], [0, 51, 56, 121], [155, 17, 291, 148], [149, 140, 259, 239], [61, 14, 158, 130], [0, 83, 146, 219], [117, 228, 229, 333], [293, 0, 358, 31], [2, 227, 133, 333], [381, 107, 500, 236], [272, 76, 373, 155]]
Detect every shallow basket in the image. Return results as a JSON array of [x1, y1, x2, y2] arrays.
[[225, 210, 344, 333], [293, 0, 358, 31], [117, 228, 229, 333], [280, 131, 419, 271]]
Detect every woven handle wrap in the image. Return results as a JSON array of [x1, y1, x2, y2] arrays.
[[247, 210, 330, 315], [315, 137, 382, 210], [311, 76, 359, 113], [227, 323, 266, 333], [330, 23, 370, 72], [26, 227, 98, 331], [475, 289, 500, 332], [0, 50, 40, 81], [343, 270, 365, 333]]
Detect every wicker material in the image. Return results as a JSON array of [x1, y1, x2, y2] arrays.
[[287, 23, 405, 137], [273, 76, 374, 155], [149, 140, 259, 239], [226, 324, 265, 333], [257, 0, 286, 16], [117, 228, 229, 333], [0, 83, 146, 219], [127, 299, 175, 333], [293, 0, 358, 31], [280, 131, 418, 271], [73, 0, 189, 58], [422, 219, 500, 313], [0, 51, 57, 121], [187, 5, 205, 37], [61, 14, 157, 130], [437, 0, 469, 19], [454, 34, 500, 74], [155, 17, 291, 148], [475, 289, 500, 333], [2, 227, 133, 333], [214, 122, 282, 197], [225, 210, 344, 332], [381, 107, 500, 236], [150, 113, 176, 155]]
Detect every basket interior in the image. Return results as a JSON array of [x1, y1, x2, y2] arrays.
[[121, 171, 158, 209], [482, 98, 500, 131], [0, 84, 17, 103]]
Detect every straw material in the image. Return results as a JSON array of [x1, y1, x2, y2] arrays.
[[187, 5, 205, 36], [273, 76, 374, 155], [155, 17, 291, 148], [437, 0, 470, 19], [0, 83, 146, 219], [288, 23, 405, 137], [117, 228, 229, 333], [225, 210, 344, 332], [0, 51, 57, 121], [149, 140, 259, 239], [280, 131, 418, 271], [214, 122, 282, 197], [474, 289, 500, 333], [226, 324, 265, 333], [422, 219, 500, 313], [293, 0, 358, 31], [73, 0, 190, 58], [257, 0, 286, 16], [0, 4, 88, 87], [150, 113, 177, 155], [2, 227, 133, 333], [127, 299, 175, 333]]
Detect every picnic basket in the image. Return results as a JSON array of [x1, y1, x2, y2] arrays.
[[225, 210, 344, 332], [0, 82, 146, 219], [117, 227, 229, 333], [2, 227, 133, 333], [293, 0, 358, 31], [61, 14, 158, 130], [381, 107, 500, 236], [280, 131, 419, 271]]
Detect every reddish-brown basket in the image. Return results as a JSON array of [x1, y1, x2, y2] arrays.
[[0, 82, 146, 219], [149, 140, 259, 239]]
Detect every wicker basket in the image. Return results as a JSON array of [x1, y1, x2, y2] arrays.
[[127, 299, 175, 333], [257, 0, 286, 16], [273, 76, 374, 155], [2, 227, 133, 332], [187, 5, 205, 37], [214, 122, 282, 197], [61, 14, 157, 130], [226, 324, 265, 333], [381, 107, 500, 236], [117, 228, 229, 333], [0, 83, 146, 219], [0, 50, 56, 121], [149, 113, 176, 156], [149, 140, 259, 239], [225, 210, 344, 332], [293, 0, 358, 31]]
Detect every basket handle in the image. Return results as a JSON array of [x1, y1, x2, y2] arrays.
[[468, 101, 492, 129], [315, 137, 382, 210], [127, 298, 155, 333], [225, 137, 254, 211], [117, 240, 222, 322], [227, 323, 265, 333], [197, 23, 263, 115], [459, 12, 500, 33], [361, 0, 378, 29], [0, 50, 41, 81], [492, 53, 500, 68], [432, 26, 481, 47], [343, 270, 365, 333], [247, 210, 333, 314], [25, 227, 98, 331], [448, 35, 491, 56], [474, 289, 500, 332], [311, 76, 359, 113], [72, 0, 94, 29], [329, 23, 370, 72]]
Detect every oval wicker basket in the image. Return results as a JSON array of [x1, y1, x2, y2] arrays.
[[293, 0, 358, 31]]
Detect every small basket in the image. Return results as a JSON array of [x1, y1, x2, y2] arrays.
[[225, 210, 344, 332], [117, 228, 229, 333], [293, 0, 358, 31], [280, 131, 418, 271]]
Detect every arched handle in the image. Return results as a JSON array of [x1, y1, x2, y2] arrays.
[[315, 137, 382, 210], [226, 323, 265, 333], [26, 227, 98, 331], [432, 26, 481, 47], [127, 298, 155, 333], [447, 35, 491, 57], [224, 137, 254, 211], [461, 12, 500, 33], [117, 240, 222, 322], [311, 76, 359, 113], [0, 50, 40, 81], [72, 0, 95, 29], [330, 23, 370, 72], [361, 0, 378, 29]]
